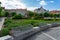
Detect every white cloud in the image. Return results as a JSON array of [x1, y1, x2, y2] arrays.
[[40, 0, 47, 6], [0, 0, 55, 11], [50, 1, 54, 3], [0, 0, 27, 9], [27, 7, 38, 11], [0, 0, 39, 11], [0, 0, 38, 11]]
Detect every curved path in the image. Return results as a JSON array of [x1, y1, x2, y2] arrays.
[[0, 17, 5, 30], [25, 27, 60, 40]]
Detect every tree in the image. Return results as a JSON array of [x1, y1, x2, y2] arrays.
[[49, 14, 53, 17], [53, 14, 57, 18], [13, 14, 23, 19], [34, 13, 38, 16], [58, 14, 60, 17], [0, 2, 3, 17], [39, 13, 44, 18], [28, 11, 34, 17], [56, 14, 60, 17], [4, 11, 9, 17], [11, 12, 16, 16], [44, 12, 49, 17]]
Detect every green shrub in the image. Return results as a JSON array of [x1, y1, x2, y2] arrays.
[[13, 14, 23, 19], [0, 28, 10, 37], [11, 12, 16, 16], [34, 16, 40, 20], [4, 18, 12, 25], [4, 11, 9, 17], [30, 20, 39, 27]]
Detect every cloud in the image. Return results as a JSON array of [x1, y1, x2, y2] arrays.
[[0, 0, 27, 9], [0, 0, 39, 11], [27, 7, 38, 11], [40, 0, 47, 6], [50, 1, 54, 3]]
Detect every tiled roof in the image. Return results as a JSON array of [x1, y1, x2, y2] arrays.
[[50, 10, 60, 13], [34, 6, 47, 11]]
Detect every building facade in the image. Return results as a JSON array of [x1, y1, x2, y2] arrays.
[[34, 6, 48, 14], [50, 10, 60, 14], [4, 8, 28, 17]]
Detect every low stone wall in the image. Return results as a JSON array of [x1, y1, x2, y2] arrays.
[[12, 27, 40, 40], [0, 35, 13, 40], [0, 23, 60, 40]]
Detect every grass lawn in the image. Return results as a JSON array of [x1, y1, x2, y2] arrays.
[[0, 19, 60, 37], [4, 19, 60, 28]]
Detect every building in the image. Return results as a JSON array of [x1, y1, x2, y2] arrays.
[[50, 10, 60, 14], [34, 6, 48, 14], [4, 9, 28, 17]]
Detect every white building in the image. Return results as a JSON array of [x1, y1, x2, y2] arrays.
[[4, 9, 28, 17], [34, 6, 48, 14]]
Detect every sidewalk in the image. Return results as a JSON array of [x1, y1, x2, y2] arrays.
[[0, 17, 5, 30]]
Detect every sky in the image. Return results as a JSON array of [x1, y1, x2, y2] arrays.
[[0, 0, 60, 11]]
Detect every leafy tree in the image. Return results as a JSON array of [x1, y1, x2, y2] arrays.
[[28, 11, 34, 17], [0, 2, 2, 17], [11, 12, 16, 16], [13, 14, 23, 19], [44, 12, 49, 17], [0, 2, 5, 17], [58, 14, 60, 17], [53, 14, 57, 18], [49, 14, 54, 17], [56, 14, 60, 17], [39, 13, 44, 18], [4, 11, 9, 17]]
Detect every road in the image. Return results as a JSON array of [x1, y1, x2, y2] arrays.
[[0, 17, 5, 30], [25, 27, 60, 40]]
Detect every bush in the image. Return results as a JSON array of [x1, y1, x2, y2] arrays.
[[11, 12, 16, 17], [13, 14, 23, 19], [30, 20, 39, 26], [4, 11, 9, 17], [34, 16, 40, 20], [0, 28, 10, 37], [4, 18, 12, 25], [28, 11, 34, 17]]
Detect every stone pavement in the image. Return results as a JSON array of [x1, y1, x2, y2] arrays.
[[0, 17, 5, 30], [25, 27, 60, 40]]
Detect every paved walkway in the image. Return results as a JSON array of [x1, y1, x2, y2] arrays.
[[0, 35, 13, 40], [0, 17, 5, 30], [26, 27, 60, 40]]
